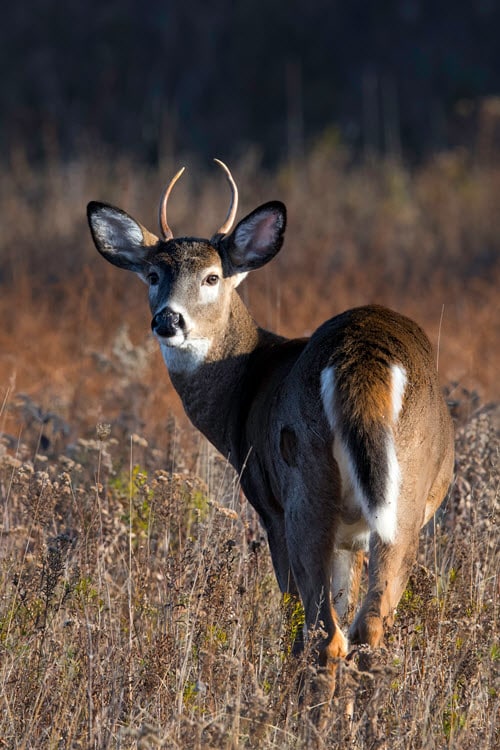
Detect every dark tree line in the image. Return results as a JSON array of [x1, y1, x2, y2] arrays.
[[2, 0, 499, 164]]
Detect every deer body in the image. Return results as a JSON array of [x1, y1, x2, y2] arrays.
[[87, 162, 454, 673]]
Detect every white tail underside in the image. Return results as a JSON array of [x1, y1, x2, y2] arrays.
[[320, 363, 406, 544]]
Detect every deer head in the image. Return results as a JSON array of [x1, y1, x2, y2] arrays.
[[88, 160, 286, 372]]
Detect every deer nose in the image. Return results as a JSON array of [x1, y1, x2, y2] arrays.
[[151, 308, 183, 338]]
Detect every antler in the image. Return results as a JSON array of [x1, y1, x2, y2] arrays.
[[159, 161, 237, 240], [213, 159, 239, 235], [158, 166, 185, 240]]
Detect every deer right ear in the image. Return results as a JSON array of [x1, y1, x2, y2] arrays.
[[220, 201, 287, 273], [87, 202, 158, 275]]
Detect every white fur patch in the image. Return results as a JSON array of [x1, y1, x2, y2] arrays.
[[200, 284, 220, 304], [159, 338, 210, 374], [391, 363, 407, 422], [372, 435, 399, 544], [232, 271, 248, 288], [334, 518, 370, 551], [320, 365, 399, 546], [320, 367, 336, 431], [372, 364, 406, 543], [93, 208, 144, 254], [321, 366, 367, 518]]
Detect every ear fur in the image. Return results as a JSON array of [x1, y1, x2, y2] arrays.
[[219, 201, 286, 273], [87, 201, 158, 274]]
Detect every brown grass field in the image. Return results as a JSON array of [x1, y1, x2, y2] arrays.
[[0, 146, 498, 748]]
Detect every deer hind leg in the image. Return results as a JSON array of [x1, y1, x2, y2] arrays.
[[349, 528, 419, 648], [332, 547, 366, 626], [349, 441, 454, 650]]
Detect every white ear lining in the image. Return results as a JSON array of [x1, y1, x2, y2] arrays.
[[234, 210, 278, 254], [92, 208, 144, 253], [232, 271, 248, 288], [234, 219, 258, 251]]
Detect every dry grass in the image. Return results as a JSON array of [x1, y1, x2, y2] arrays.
[[0, 147, 498, 748], [0, 404, 497, 749]]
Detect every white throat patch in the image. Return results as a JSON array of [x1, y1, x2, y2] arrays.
[[159, 338, 211, 374]]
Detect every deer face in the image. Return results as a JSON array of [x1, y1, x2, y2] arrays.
[[145, 238, 239, 370]]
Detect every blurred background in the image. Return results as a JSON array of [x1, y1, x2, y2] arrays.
[[0, 0, 499, 455], [3, 0, 500, 164]]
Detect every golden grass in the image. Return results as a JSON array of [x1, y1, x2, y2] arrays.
[[0, 406, 497, 748]]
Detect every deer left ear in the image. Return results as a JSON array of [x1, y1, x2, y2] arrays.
[[220, 201, 287, 273]]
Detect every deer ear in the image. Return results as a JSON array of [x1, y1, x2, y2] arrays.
[[220, 201, 286, 273], [87, 202, 158, 275]]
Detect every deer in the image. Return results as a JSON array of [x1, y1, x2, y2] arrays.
[[87, 160, 454, 687]]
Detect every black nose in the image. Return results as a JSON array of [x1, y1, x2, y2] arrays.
[[151, 308, 183, 338]]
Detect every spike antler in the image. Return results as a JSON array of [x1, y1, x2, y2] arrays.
[[158, 160, 238, 241], [158, 166, 185, 240], [213, 159, 239, 235]]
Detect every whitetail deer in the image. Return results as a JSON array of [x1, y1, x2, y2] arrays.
[[87, 160, 454, 680]]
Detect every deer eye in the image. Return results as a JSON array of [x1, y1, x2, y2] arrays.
[[203, 274, 219, 287], [148, 271, 159, 286]]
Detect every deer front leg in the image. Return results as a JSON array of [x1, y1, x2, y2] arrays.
[[285, 501, 348, 674], [263, 511, 298, 596], [261, 511, 309, 656]]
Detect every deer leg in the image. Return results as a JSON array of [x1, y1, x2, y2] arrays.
[[285, 504, 348, 672], [332, 547, 366, 625], [262, 512, 308, 655], [350, 451, 453, 649], [349, 529, 419, 648], [264, 513, 298, 595]]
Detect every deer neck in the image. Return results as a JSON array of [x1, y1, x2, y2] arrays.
[[166, 292, 284, 464]]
